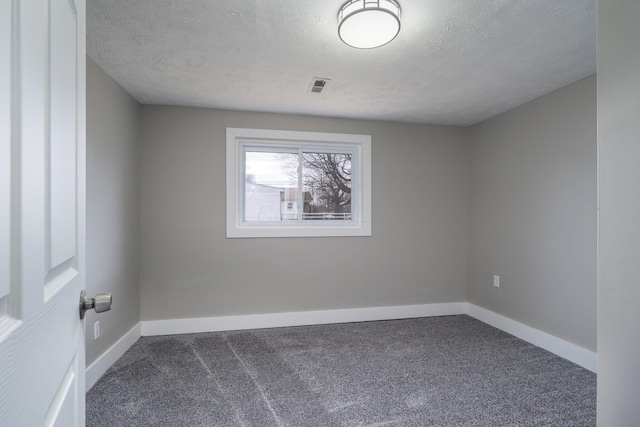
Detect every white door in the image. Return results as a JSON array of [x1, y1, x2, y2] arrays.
[[1, 0, 87, 425]]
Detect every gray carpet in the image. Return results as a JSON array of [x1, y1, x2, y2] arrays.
[[86, 315, 596, 426]]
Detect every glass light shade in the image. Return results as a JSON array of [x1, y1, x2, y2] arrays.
[[338, 0, 401, 49]]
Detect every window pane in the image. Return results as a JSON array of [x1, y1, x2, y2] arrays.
[[301, 152, 352, 221], [244, 151, 298, 222]]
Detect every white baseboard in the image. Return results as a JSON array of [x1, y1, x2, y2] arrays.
[[140, 302, 468, 336], [86, 302, 596, 391], [466, 303, 597, 373], [86, 323, 142, 391]]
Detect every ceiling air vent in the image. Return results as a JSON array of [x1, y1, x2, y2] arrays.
[[309, 78, 330, 93]]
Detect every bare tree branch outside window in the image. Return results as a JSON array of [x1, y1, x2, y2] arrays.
[[279, 152, 352, 220], [301, 153, 351, 218]]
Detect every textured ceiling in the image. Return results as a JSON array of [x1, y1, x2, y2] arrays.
[[87, 0, 596, 126]]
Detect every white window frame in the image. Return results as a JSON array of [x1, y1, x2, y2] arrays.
[[226, 127, 371, 238]]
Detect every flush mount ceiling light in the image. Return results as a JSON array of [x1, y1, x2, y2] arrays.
[[338, 0, 401, 49]]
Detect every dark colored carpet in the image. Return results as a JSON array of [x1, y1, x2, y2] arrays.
[[86, 315, 596, 426]]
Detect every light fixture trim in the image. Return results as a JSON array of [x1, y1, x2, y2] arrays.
[[338, 0, 402, 49]]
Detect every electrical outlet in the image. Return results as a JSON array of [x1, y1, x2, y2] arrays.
[[493, 275, 500, 288], [94, 321, 100, 340]]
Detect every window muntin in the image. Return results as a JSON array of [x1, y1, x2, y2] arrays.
[[227, 128, 371, 238]]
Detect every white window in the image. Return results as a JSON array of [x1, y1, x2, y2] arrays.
[[226, 128, 371, 238]]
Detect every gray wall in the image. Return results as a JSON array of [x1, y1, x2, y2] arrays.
[[86, 57, 599, 387], [597, 0, 640, 422], [140, 107, 469, 320], [467, 76, 597, 351], [86, 58, 141, 366]]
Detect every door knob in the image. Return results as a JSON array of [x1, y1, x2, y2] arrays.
[[79, 290, 112, 319]]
